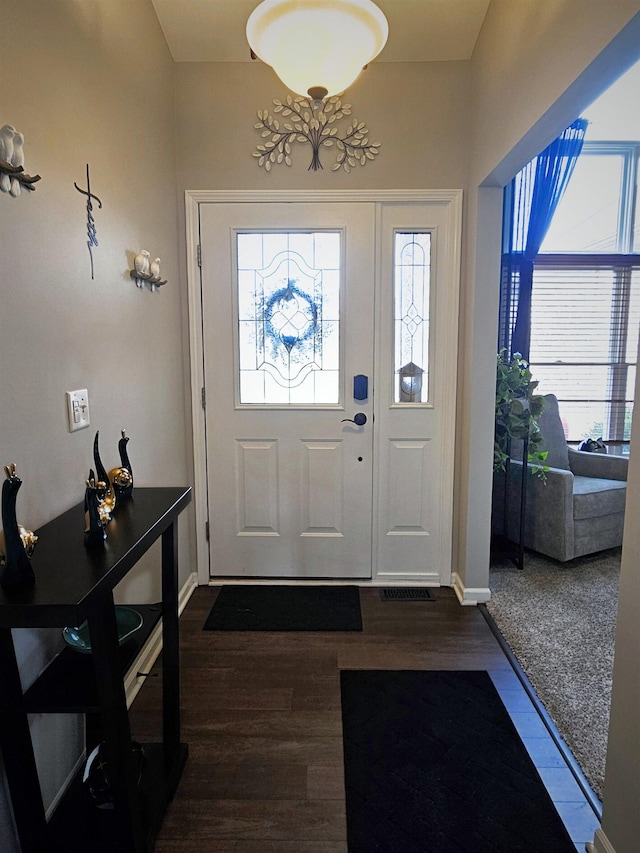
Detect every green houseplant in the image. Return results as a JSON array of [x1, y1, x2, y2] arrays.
[[494, 349, 548, 478]]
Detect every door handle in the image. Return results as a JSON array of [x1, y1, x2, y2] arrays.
[[342, 413, 367, 426]]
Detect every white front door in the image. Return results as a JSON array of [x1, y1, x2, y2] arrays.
[[196, 194, 461, 583]]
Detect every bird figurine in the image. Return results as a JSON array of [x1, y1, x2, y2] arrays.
[[133, 250, 150, 286], [0, 524, 38, 562], [108, 428, 134, 501], [0, 463, 36, 590], [93, 431, 116, 520], [118, 428, 133, 477], [84, 470, 107, 548], [9, 131, 24, 198], [0, 125, 16, 193], [149, 257, 161, 290]]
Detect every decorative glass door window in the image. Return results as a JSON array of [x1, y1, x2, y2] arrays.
[[237, 231, 341, 405], [394, 232, 431, 403]]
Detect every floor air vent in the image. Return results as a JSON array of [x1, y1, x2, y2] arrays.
[[380, 588, 435, 602]]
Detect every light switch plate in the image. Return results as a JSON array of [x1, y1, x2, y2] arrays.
[[66, 389, 90, 432]]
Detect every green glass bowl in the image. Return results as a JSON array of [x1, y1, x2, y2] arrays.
[[63, 606, 143, 654]]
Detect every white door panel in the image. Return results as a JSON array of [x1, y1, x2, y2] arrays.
[[200, 203, 375, 578], [374, 203, 460, 583]]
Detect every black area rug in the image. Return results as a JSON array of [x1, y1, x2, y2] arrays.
[[340, 670, 576, 853], [203, 585, 362, 631]]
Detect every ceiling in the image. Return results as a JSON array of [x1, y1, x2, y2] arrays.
[[150, 0, 491, 63]]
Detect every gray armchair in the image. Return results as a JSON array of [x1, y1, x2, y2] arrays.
[[499, 394, 628, 562]]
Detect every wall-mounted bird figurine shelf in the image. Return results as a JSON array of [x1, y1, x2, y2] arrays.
[[131, 250, 167, 290], [0, 125, 41, 196]]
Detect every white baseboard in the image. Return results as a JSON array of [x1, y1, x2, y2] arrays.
[[451, 572, 491, 605], [372, 573, 440, 586], [587, 828, 617, 853], [125, 571, 199, 707]]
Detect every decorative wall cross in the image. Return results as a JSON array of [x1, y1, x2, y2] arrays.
[[74, 164, 102, 279]]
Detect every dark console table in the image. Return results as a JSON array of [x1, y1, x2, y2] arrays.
[[0, 486, 192, 852]]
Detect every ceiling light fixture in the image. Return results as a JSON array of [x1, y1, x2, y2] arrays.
[[246, 0, 389, 101]]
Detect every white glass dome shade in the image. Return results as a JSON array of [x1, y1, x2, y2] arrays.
[[246, 0, 389, 100]]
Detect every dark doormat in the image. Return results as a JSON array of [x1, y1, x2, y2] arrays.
[[340, 670, 576, 852], [203, 584, 362, 631]]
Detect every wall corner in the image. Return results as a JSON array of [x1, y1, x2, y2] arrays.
[[452, 572, 491, 605]]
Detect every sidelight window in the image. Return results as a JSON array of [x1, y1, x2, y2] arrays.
[[393, 232, 431, 403]]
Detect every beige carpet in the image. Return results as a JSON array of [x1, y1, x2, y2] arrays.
[[487, 547, 621, 800]]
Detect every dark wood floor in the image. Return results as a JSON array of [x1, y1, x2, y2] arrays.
[[129, 585, 597, 852]]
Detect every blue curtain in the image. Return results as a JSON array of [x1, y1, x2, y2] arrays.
[[501, 118, 588, 359]]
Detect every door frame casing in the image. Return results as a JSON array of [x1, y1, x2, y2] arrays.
[[185, 190, 463, 586]]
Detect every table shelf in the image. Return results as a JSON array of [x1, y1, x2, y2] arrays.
[[0, 487, 191, 853], [23, 603, 163, 713]]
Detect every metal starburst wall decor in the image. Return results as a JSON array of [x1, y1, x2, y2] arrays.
[[252, 95, 381, 173]]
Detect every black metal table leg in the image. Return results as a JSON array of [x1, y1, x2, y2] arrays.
[[161, 521, 180, 770], [0, 628, 49, 852], [88, 593, 145, 851]]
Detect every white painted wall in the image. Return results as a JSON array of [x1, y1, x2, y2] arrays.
[[174, 59, 471, 191], [0, 0, 189, 848], [455, 0, 640, 598], [593, 352, 640, 851], [470, 0, 640, 185], [464, 4, 640, 851]]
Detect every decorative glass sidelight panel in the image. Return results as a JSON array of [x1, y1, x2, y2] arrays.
[[394, 232, 431, 403], [237, 231, 340, 404]]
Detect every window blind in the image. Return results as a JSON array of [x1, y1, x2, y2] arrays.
[[529, 257, 640, 441]]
